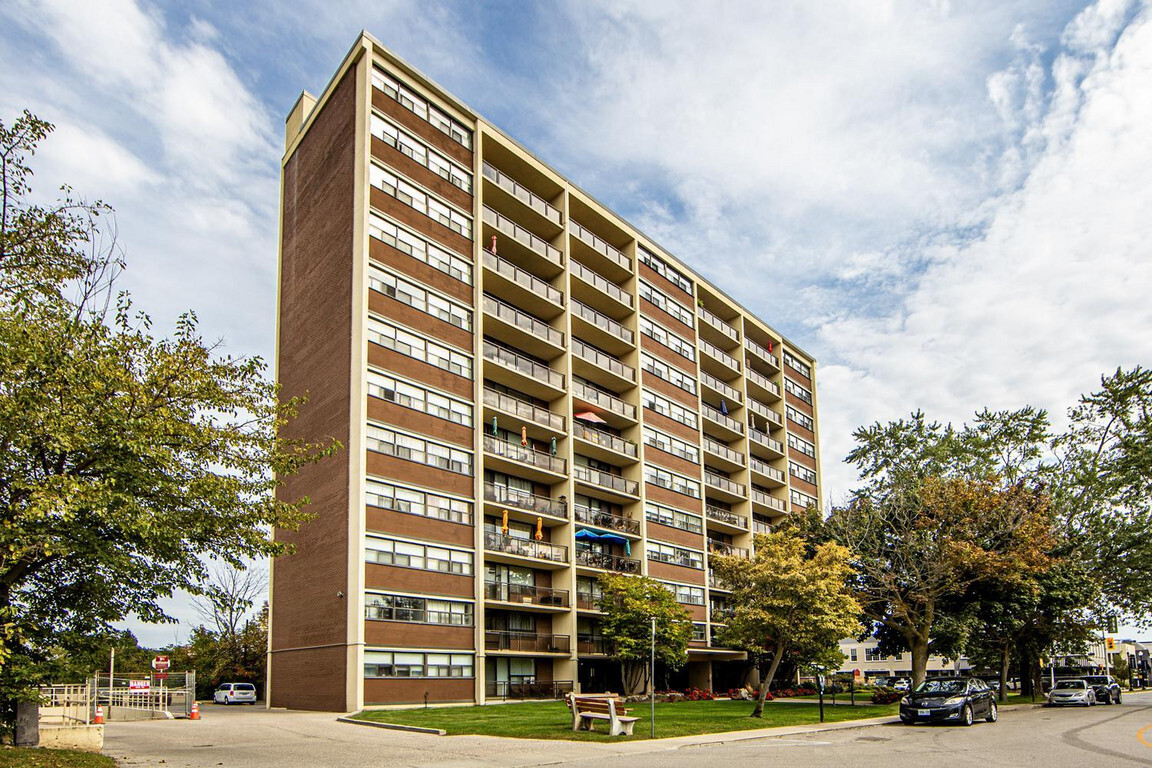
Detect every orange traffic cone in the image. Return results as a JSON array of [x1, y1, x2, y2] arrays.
[[190, 701, 200, 720], [94, 705, 104, 725]]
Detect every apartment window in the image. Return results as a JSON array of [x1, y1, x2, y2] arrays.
[[641, 389, 699, 430], [789, 461, 817, 485], [576, 576, 603, 607], [639, 279, 694, 327], [371, 68, 473, 149], [643, 426, 700, 464], [640, 316, 696, 362], [790, 488, 819, 510], [783, 377, 813, 405], [367, 370, 473, 427], [366, 423, 473, 475], [365, 479, 473, 525], [785, 405, 814, 431], [865, 647, 884, 662], [645, 502, 703, 534], [783, 351, 812, 379], [640, 352, 697, 395], [365, 593, 473, 625], [638, 245, 693, 294], [692, 623, 707, 642], [364, 650, 474, 678], [665, 582, 705, 606], [787, 433, 816, 458], [369, 114, 472, 193], [364, 536, 474, 575], [644, 465, 701, 498], [370, 163, 472, 238], [368, 316, 472, 379], [646, 541, 703, 569], [369, 264, 472, 331], [850, 648, 858, 662], [369, 212, 472, 285]]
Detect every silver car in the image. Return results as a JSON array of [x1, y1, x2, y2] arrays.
[[213, 682, 257, 705], [1047, 679, 1096, 707]]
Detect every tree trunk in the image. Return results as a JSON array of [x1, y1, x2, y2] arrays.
[[998, 645, 1012, 702], [909, 636, 930, 688], [622, 661, 647, 696], [751, 645, 785, 718]]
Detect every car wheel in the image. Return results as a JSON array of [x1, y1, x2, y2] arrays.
[[1116, 692, 1122, 705], [962, 705, 974, 726], [986, 701, 998, 723], [900, 715, 914, 725]]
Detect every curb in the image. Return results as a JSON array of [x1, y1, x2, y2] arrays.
[[336, 716, 446, 736]]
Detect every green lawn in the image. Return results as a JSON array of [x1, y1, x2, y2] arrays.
[[351, 698, 899, 741], [0, 747, 114, 768]]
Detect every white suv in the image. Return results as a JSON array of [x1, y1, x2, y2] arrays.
[[213, 682, 257, 705]]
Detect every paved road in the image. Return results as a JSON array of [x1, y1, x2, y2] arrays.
[[104, 696, 1152, 767]]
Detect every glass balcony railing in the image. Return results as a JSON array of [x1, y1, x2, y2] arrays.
[[483, 341, 564, 390], [700, 371, 742, 403], [574, 465, 639, 496], [575, 549, 641, 573], [484, 630, 570, 653], [703, 437, 745, 466], [747, 368, 781, 397], [484, 580, 569, 608], [573, 422, 638, 458], [577, 634, 611, 655], [484, 530, 568, 563], [702, 403, 744, 434], [486, 680, 574, 700], [749, 457, 786, 484], [482, 163, 562, 225], [571, 261, 633, 308], [699, 339, 741, 372], [708, 539, 749, 558], [572, 300, 634, 344], [484, 434, 567, 474], [746, 339, 779, 369], [706, 505, 748, 529], [698, 306, 739, 343], [570, 220, 630, 272], [574, 504, 641, 535], [573, 339, 635, 383], [482, 250, 563, 307], [483, 295, 564, 347], [482, 206, 562, 267], [483, 482, 568, 518], [576, 591, 602, 610], [748, 429, 785, 455], [572, 380, 637, 421], [483, 388, 565, 432], [747, 397, 782, 426], [705, 472, 746, 497], [751, 488, 787, 512]]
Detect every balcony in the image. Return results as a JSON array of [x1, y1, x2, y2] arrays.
[[700, 371, 742, 404], [483, 341, 564, 399], [482, 162, 562, 227], [570, 220, 631, 279], [749, 457, 786, 486], [574, 464, 640, 498], [572, 380, 637, 426], [746, 339, 780, 372], [486, 680, 574, 700], [575, 591, 602, 610], [485, 434, 567, 477], [574, 504, 641, 535], [708, 539, 750, 558], [573, 338, 636, 390], [746, 368, 781, 402], [483, 387, 565, 433], [748, 428, 786, 459], [571, 260, 633, 317], [705, 472, 746, 500], [483, 482, 568, 520], [571, 300, 634, 355], [575, 549, 641, 574], [747, 397, 782, 428], [706, 504, 749, 531], [751, 488, 788, 514], [485, 630, 570, 654], [573, 421, 638, 461], [702, 403, 744, 440], [481, 250, 563, 319], [697, 306, 739, 346], [703, 437, 745, 470], [698, 338, 741, 377], [708, 570, 729, 591], [484, 580, 569, 609], [482, 206, 563, 275], [483, 294, 564, 357], [577, 634, 611, 655], [485, 530, 569, 565]]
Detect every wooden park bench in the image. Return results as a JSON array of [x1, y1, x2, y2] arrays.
[[565, 693, 639, 736]]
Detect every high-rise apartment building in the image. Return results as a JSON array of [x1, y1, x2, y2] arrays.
[[269, 32, 822, 712]]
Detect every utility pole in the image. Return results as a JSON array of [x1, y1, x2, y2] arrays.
[[650, 616, 656, 739]]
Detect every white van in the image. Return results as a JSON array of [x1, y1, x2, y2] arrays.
[[213, 682, 257, 705]]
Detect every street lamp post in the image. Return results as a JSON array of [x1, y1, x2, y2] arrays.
[[650, 616, 656, 738]]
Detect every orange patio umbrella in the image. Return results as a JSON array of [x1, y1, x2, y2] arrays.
[[501, 509, 509, 535], [535, 516, 544, 541]]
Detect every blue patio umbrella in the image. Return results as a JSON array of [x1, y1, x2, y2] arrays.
[[575, 528, 631, 555]]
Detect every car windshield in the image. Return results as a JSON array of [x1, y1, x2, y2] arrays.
[[1054, 680, 1086, 689], [1082, 677, 1108, 684], [914, 680, 965, 694]]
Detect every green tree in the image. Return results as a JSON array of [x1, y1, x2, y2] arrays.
[[0, 111, 336, 726], [710, 530, 861, 717], [596, 573, 692, 695]]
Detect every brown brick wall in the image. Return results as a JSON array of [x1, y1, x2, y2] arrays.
[[365, 562, 476, 598], [368, 290, 473, 351], [639, 262, 694, 307], [644, 483, 703, 513], [366, 396, 473, 449], [270, 646, 349, 712], [644, 447, 702, 478], [640, 334, 698, 374], [370, 87, 473, 166], [366, 505, 474, 547], [642, 409, 700, 443], [647, 560, 705, 585], [365, 451, 474, 497], [364, 677, 475, 705], [367, 344, 472, 399], [365, 620, 474, 649], [646, 520, 706, 549], [370, 135, 472, 211], [641, 370, 700, 410], [640, 298, 696, 340], [785, 392, 814, 419], [370, 186, 472, 256], [368, 238, 473, 304]]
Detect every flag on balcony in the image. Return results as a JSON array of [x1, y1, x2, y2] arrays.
[[720, 399, 729, 416], [535, 517, 544, 541], [521, 425, 528, 446]]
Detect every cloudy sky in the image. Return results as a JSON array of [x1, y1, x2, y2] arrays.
[[3, 0, 1150, 645]]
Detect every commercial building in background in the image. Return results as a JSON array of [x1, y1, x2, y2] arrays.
[[836, 639, 971, 682], [269, 31, 823, 711]]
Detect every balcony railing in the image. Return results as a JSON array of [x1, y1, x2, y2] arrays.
[[699, 339, 740, 372], [486, 680, 574, 700], [573, 338, 636, 383], [708, 539, 749, 558], [573, 422, 638, 458], [572, 300, 634, 344], [574, 465, 639, 496], [572, 380, 637, 421], [705, 472, 746, 497], [747, 397, 782, 426], [484, 580, 569, 608], [575, 549, 641, 573], [485, 434, 567, 474], [575, 504, 641, 535], [698, 306, 739, 343], [700, 371, 742, 403], [484, 530, 568, 563], [702, 403, 744, 434], [571, 261, 633, 308], [482, 163, 562, 225], [749, 429, 785, 454], [576, 591, 602, 610], [747, 368, 780, 397], [752, 488, 788, 513], [577, 635, 611, 655], [570, 220, 630, 272], [482, 206, 562, 267], [484, 482, 568, 518], [483, 388, 565, 432], [753, 516, 773, 534], [483, 341, 564, 389], [706, 505, 749, 529], [703, 437, 745, 466], [749, 457, 786, 484], [484, 630, 570, 653], [746, 339, 779, 369], [482, 250, 563, 307], [483, 295, 564, 347], [708, 570, 728, 590]]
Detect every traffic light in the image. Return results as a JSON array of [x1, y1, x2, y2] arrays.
[[1106, 637, 1116, 651]]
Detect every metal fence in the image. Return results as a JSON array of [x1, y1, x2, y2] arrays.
[[90, 671, 196, 719]]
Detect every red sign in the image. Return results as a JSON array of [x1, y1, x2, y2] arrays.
[[129, 679, 151, 691], [155, 673, 169, 680], [151, 655, 170, 671]]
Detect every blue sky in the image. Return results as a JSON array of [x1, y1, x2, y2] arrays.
[[3, 0, 1151, 645]]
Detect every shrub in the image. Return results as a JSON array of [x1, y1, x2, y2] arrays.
[[871, 686, 902, 705]]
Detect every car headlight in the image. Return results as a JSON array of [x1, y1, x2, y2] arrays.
[[900, 696, 911, 706], [943, 696, 966, 706]]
